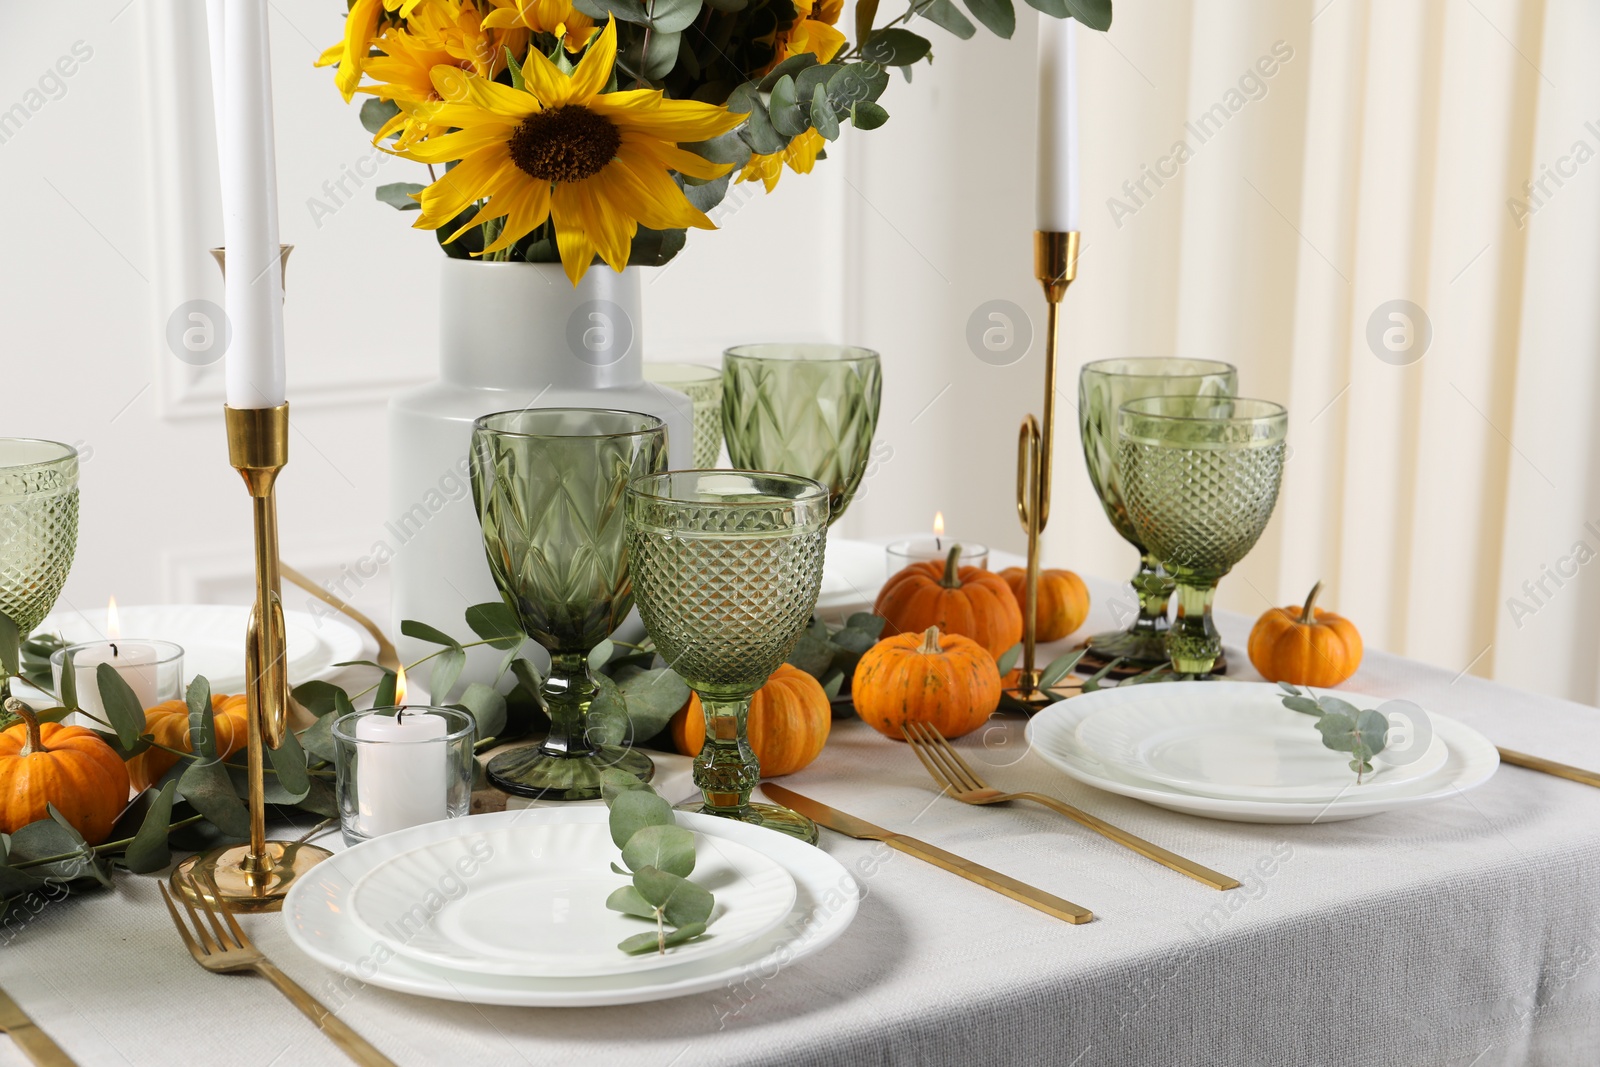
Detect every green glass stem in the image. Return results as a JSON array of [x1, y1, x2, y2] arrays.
[[1166, 580, 1222, 675], [541, 652, 599, 759], [693, 695, 760, 816], [1129, 552, 1175, 637]]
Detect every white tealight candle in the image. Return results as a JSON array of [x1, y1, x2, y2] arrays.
[[61, 641, 162, 717], [1036, 15, 1081, 233], [354, 709, 449, 838]]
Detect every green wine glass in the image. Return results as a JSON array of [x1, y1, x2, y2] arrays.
[[1078, 358, 1238, 673], [1116, 396, 1288, 676], [471, 409, 666, 800], [644, 362, 724, 469], [721, 344, 881, 525], [626, 470, 829, 843], [0, 439, 78, 695]]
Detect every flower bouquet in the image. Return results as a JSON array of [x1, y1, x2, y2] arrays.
[[319, 0, 1111, 283]]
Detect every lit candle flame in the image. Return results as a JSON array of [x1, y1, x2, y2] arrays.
[[106, 596, 121, 642], [394, 662, 407, 707], [932, 511, 944, 550]]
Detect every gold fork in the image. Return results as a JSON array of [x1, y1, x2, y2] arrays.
[[902, 721, 1241, 891], [159, 873, 397, 1067]]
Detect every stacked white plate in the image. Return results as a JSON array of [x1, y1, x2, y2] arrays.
[[1026, 682, 1500, 823], [283, 807, 858, 1006]]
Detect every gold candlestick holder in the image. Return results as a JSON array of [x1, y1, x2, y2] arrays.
[[1005, 230, 1079, 711], [170, 404, 332, 910]]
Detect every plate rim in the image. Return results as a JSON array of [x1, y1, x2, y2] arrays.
[[344, 820, 798, 978], [283, 807, 859, 1006], [1026, 681, 1500, 823]]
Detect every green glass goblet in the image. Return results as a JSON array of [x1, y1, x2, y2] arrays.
[[471, 409, 667, 800], [721, 344, 881, 525], [625, 470, 829, 842], [1116, 396, 1287, 676], [0, 440, 78, 695], [644, 362, 724, 468], [1078, 358, 1238, 673]]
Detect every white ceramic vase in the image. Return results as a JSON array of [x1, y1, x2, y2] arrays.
[[388, 259, 692, 688]]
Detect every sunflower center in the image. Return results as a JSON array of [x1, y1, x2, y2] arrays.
[[507, 105, 621, 184]]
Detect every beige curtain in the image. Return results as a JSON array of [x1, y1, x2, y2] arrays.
[[847, 0, 1600, 704]]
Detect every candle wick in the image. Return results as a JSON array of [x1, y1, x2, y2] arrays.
[[110, 642, 118, 658], [935, 537, 941, 551], [396, 708, 407, 724]]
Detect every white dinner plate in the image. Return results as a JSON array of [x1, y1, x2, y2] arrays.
[[284, 807, 859, 1006], [1074, 687, 1449, 802], [1027, 682, 1499, 823], [348, 821, 797, 978], [817, 537, 886, 613], [35, 604, 366, 693]]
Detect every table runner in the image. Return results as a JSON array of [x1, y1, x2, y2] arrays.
[[4, 575, 1599, 1067]]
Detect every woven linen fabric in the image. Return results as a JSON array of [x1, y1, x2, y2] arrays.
[[3, 576, 1599, 1066]]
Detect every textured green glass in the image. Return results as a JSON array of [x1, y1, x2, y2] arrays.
[[721, 344, 881, 525], [471, 408, 666, 800], [1078, 359, 1237, 670], [1116, 396, 1287, 675], [0, 440, 78, 692], [644, 362, 724, 469], [626, 471, 829, 843]]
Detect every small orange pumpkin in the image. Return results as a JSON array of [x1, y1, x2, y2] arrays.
[[669, 664, 831, 777], [0, 698, 130, 844], [874, 545, 1023, 659], [1247, 581, 1363, 687], [126, 693, 250, 792], [853, 626, 1001, 740], [1000, 566, 1090, 642]]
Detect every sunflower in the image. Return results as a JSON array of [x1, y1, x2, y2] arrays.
[[762, 0, 846, 74], [318, 0, 435, 102], [482, 0, 597, 54], [737, 127, 824, 193], [395, 19, 745, 284]]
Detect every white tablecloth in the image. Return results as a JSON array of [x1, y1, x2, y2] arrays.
[[5, 577, 1600, 1067]]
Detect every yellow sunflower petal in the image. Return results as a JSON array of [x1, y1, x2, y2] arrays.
[[517, 35, 581, 106], [397, 121, 519, 164], [414, 149, 516, 229], [428, 67, 539, 119], [592, 91, 744, 142], [625, 138, 734, 182], [333, 0, 385, 101], [612, 147, 717, 230], [566, 18, 618, 101]]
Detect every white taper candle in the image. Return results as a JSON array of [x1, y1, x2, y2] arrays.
[[1035, 16, 1081, 233]]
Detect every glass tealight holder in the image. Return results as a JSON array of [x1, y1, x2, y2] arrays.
[[50, 640, 183, 726], [885, 539, 990, 578], [332, 707, 475, 846]]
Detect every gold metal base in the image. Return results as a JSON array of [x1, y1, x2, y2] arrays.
[[171, 840, 334, 913]]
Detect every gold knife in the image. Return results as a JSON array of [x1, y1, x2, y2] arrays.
[[0, 985, 77, 1067], [1498, 747, 1600, 789], [762, 784, 1093, 924]]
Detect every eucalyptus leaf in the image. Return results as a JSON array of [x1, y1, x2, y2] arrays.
[[295, 776, 339, 818], [1064, 0, 1112, 30], [0, 611, 17, 678], [58, 649, 77, 709], [786, 630, 835, 676], [599, 767, 653, 802], [850, 101, 890, 131], [996, 643, 1022, 676], [589, 640, 616, 673], [621, 823, 696, 878], [1038, 648, 1086, 690], [292, 680, 345, 718], [633, 865, 715, 926], [682, 174, 730, 213], [1314, 712, 1359, 753], [642, 29, 682, 80], [611, 667, 690, 741], [858, 27, 932, 66], [917, 0, 977, 38], [465, 602, 524, 650], [186, 676, 218, 762], [572, 0, 649, 23], [453, 682, 507, 740], [430, 646, 467, 704], [374, 669, 398, 709], [358, 97, 400, 136], [820, 669, 845, 701], [587, 674, 629, 747], [608, 788, 675, 850], [267, 723, 311, 800], [123, 781, 178, 874], [618, 921, 707, 955], [7, 816, 88, 873], [1282, 695, 1323, 717], [768, 75, 807, 138], [683, 132, 751, 168], [1277, 681, 1301, 697], [845, 613, 886, 638], [1318, 696, 1362, 720], [641, 0, 701, 32], [401, 620, 462, 649], [606, 884, 658, 919], [1356, 708, 1389, 757], [961, 0, 1014, 37], [758, 54, 819, 92], [375, 183, 423, 211], [95, 664, 145, 749], [177, 759, 250, 838]]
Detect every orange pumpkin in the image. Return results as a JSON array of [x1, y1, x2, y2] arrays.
[[874, 545, 1023, 659], [1000, 566, 1090, 642], [126, 693, 250, 792], [853, 626, 1001, 740], [0, 698, 130, 845], [670, 665, 831, 777], [1247, 581, 1363, 687]]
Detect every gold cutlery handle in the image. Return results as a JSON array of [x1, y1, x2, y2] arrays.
[[1019, 792, 1241, 891], [1497, 747, 1600, 788], [6, 1023, 76, 1067], [253, 962, 398, 1067], [883, 835, 1093, 924]]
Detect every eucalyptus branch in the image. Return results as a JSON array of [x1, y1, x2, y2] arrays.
[[7, 814, 207, 872]]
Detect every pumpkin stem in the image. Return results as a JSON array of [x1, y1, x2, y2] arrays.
[[5, 697, 43, 756], [938, 544, 964, 589], [917, 627, 943, 655], [1299, 581, 1324, 626]]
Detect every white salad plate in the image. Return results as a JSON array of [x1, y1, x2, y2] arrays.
[[347, 821, 797, 978], [284, 808, 859, 1006], [817, 537, 886, 613], [1073, 687, 1450, 803], [1027, 682, 1499, 823], [35, 604, 366, 692]]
